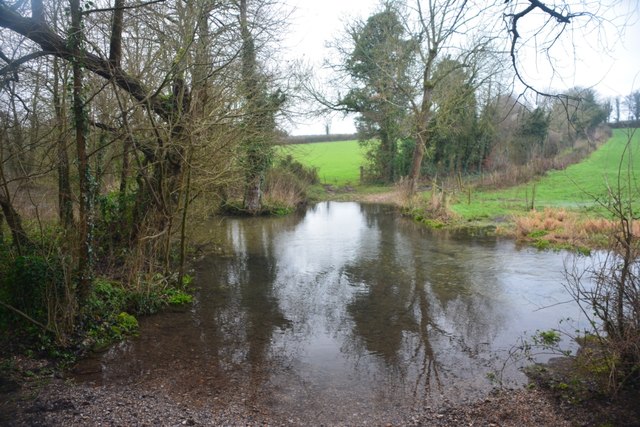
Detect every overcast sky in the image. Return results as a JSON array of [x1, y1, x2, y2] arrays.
[[282, 0, 640, 135]]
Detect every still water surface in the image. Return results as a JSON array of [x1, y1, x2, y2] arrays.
[[78, 202, 585, 423]]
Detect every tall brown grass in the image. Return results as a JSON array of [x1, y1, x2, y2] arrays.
[[512, 208, 640, 248], [262, 168, 308, 211], [399, 178, 457, 223]]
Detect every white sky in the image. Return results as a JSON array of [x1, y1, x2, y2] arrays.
[[282, 0, 640, 136]]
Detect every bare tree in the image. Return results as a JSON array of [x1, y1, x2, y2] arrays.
[[625, 90, 640, 121], [405, 0, 500, 191], [0, 0, 257, 335]]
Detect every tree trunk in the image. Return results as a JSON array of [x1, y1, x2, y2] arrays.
[[0, 191, 31, 254], [408, 48, 436, 193], [0, 124, 31, 252], [70, 0, 92, 302], [109, 0, 124, 68], [53, 57, 74, 229], [57, 128, 73, 229], [408, 133, 426, 193], [240, 0, 266, 214], [178, 147, 193, 284], [408, 103, 432, 193], [118, 111, 132, 232], [380, 125, 398, 183], [244, 172, 262, 214]]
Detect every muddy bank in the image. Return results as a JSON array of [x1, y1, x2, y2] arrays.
[[3, 370, 635, 426], [2, 353, 637, 427]]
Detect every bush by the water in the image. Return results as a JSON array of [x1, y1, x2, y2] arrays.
[[0, 232, 194, 358], [264, 155, 318, 212], [223, 155, 318, 215]]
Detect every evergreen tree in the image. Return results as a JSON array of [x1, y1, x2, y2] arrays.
[[338, 4, 417, 183]]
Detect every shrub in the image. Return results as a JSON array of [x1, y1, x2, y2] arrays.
[[263, 168, 308, 213], [82, 280, 143, 351], [278, 155, 319, 185], [94, 191, 136, 268], [110, 312, 139, 338], [85, 279, 129, 321], [0, 250, 64, 329], [164, 288, 193, 305]]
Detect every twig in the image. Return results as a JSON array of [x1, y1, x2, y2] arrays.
[[0, 299, 56, 334]]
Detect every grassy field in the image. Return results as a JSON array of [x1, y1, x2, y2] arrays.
[[452, 128, 640, 220], [279, 130, 640, 223], [279, 140, 365, 186]]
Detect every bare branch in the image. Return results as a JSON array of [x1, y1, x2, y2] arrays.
[[109, 0, 125, 67], [0, 299, 55, 334], [30, 0, 43, 22], [0, 3, 171, 119], [81, 0, 166, 15], [0, 50, 49, 82], [504, 0, 592, 98]]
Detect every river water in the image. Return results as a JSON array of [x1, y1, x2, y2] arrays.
[[75, 202, 586, 424]]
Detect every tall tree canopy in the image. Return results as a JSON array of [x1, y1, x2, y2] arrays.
[[337, 4, 417, 183]]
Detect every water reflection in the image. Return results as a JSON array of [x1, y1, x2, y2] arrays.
[[76, 202, 584, 424]]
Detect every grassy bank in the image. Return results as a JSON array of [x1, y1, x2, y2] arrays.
[[451, 129, 640, 221]]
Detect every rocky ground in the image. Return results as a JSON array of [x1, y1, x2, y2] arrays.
[[1, 355, 638, 426]]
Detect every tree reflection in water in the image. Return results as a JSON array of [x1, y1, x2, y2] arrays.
[[76, 202, 582, 424]]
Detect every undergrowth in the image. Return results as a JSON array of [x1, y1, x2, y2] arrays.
[[0, 237, 195, 362], [222, 155, 318, 216]]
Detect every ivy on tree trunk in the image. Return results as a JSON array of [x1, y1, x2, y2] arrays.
[[70, 0, 93, 302]]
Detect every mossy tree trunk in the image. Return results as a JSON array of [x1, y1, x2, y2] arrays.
[[70, 0, 93, 303]]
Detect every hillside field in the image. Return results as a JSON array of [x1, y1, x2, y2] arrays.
[[452, 128, 640, 220], [279, 140, 364, 186]]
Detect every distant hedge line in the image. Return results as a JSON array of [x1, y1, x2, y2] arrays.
[[608, 120, 640, 129], [280, 134, 358, 144]]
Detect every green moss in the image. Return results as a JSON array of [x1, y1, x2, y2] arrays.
[[421, 218, 445, 229], [110, 312, 139, 337], [181, 274, 193, 287], [575, 246, 592, 256], [266, 205, 295, 216], [82, 276, 193, 352]]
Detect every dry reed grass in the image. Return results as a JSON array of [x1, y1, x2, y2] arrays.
[[512, 208, 640, 249], [262, 169, 306, 210]]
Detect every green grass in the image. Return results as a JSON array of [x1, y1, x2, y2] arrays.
[[452, 129, 640, 220], [279, 140, 365, 186]]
